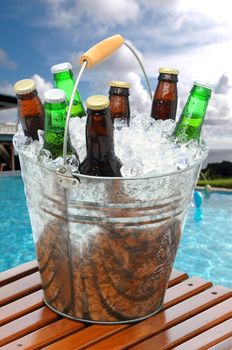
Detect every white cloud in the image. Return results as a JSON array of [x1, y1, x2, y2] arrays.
[[31, 74, 53, 101], [42, 0, 139, 30], [0, 48, 17, 69], [37, 0, 232, 149], [214, 74, 231, 95], [0, 75, 52, 123], [71, 42, 150, 113]]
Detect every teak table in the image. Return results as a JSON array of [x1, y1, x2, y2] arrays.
[[0, 260, 232, 349]]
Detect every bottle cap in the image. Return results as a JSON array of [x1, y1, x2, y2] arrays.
[[193, 80, 213, 91], [86, 95, 110, 110], [44, 89, 66, 103], [51, 62, 72, 74], [109, 81, 131, 88], [13, 79, 36, 94], [159, 67, 179, 75]]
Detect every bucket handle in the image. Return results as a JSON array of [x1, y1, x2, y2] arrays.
[[57, 34, 152, 188]]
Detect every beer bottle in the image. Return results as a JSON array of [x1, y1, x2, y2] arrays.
[[109, 81, 131, 126], [13, 79, 44, 140], [51, 62, 86, 118], [79, 95, 122, 177], [150, 68, 179, 121], [173, 81, 212, 142], [43, 89, 72, 159]]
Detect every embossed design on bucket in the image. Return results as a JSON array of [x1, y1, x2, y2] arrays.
[[15, 146, 206, 324]]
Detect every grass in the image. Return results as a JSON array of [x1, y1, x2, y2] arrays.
[[197, 178, 232, 189]]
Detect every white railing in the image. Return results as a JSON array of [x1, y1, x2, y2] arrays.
[[0, 124, 17, 135]]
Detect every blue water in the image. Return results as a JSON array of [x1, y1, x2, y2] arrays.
[[0, 176, 231, 289]]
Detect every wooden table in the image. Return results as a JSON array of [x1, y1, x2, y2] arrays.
[[0, 260, 232, 349]]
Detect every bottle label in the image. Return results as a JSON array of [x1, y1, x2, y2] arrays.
[[50, 111, 66, 128]]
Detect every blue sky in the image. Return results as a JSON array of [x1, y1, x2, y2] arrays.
[[1, 0, 232, 150]]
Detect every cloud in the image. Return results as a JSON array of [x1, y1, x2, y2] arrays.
[[214, 74, 231, 95], [71, 41, 150, 113], [0, 48, 17, 69], [16, 0, 232, 149], [31, 74, 53, 101], [42, 0, 140, 30], [0, 75, 52, 123]]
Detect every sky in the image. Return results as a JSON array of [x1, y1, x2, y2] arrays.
[[0, 0, 232, 151]]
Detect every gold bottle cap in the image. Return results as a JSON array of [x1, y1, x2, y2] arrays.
[[51, 62, 72, 74], [13, 79, 36, 94], [86, 95, 110, 110], [159, 67, 179, 75], [109, 81, 131, 88]]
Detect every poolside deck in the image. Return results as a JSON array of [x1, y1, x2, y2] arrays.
[[0, 260, 232, 349]]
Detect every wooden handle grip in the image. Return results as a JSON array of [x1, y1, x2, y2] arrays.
[[80, 34, 124, 68]]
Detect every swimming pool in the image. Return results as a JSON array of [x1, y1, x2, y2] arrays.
[[0, 175, 231, 289]]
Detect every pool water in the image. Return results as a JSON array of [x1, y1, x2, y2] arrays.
[[175, 190, 232, 289], [0, 176, 231, 289]]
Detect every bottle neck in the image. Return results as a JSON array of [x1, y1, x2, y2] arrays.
[[190, 85, 212, 99], [86, 107, 115, 161], [174, 87, 211, 142], [182, 90, 211, 119], [109, 86, 130, 96], [16, 89, 38, 100], [44, 101, 67, 129], [54, 70, 73, 82], [158, 73, 178, 83]]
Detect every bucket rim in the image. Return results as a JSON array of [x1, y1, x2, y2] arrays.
[[13, 135, 208, 181]]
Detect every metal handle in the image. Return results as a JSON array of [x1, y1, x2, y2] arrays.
[[58, 34, 153, 186]]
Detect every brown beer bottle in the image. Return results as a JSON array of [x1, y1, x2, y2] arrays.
[[109, 81, 130, 126], [13, 79, 44, 140], [150, 68, 179, 121], [79, 95, 122, 177]]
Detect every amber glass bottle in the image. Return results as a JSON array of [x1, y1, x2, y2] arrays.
[[150, 68, 179, 121], [109, 81, 130, 126], [13, 79, 44, 140], [79, 95, 122, 177]]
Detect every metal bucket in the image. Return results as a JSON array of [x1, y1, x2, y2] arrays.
[[15, 140, 207, 324]]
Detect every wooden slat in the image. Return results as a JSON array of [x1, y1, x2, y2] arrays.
[[161, 276, 212, 309], [0, 266, 186, 306], [82, 285, 231, 350], [42, 276, 213, 350], [0, 268, 187, 325], [0, 271, 41, 307], [0, 269, 185, 349], [0, 260, 38, 287], [130, 298, 232, 349], [168, 269, 188, 288], [0, 290, 44, 326], [0, 307, 59, 347], [43, 324, 129, 350], [207, 336, 232, 350], [173, 318, 232, 349], [0, 319, 86, 350]]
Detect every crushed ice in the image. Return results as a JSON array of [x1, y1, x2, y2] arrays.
[[13, 112, 207, 177]]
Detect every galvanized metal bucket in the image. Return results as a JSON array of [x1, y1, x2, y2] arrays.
[[13, 34, 208, 324], [14, 140, 206, 324]]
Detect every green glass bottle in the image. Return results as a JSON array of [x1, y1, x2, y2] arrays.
[[51, 62, 86, 118], [173, 81, 212, 142], [43, 89, 72, 159]]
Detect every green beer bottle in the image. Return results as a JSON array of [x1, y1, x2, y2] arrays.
[[173, 81, 212, 142], [43, 89, 72, 159], [51, 62, 86, 118]]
